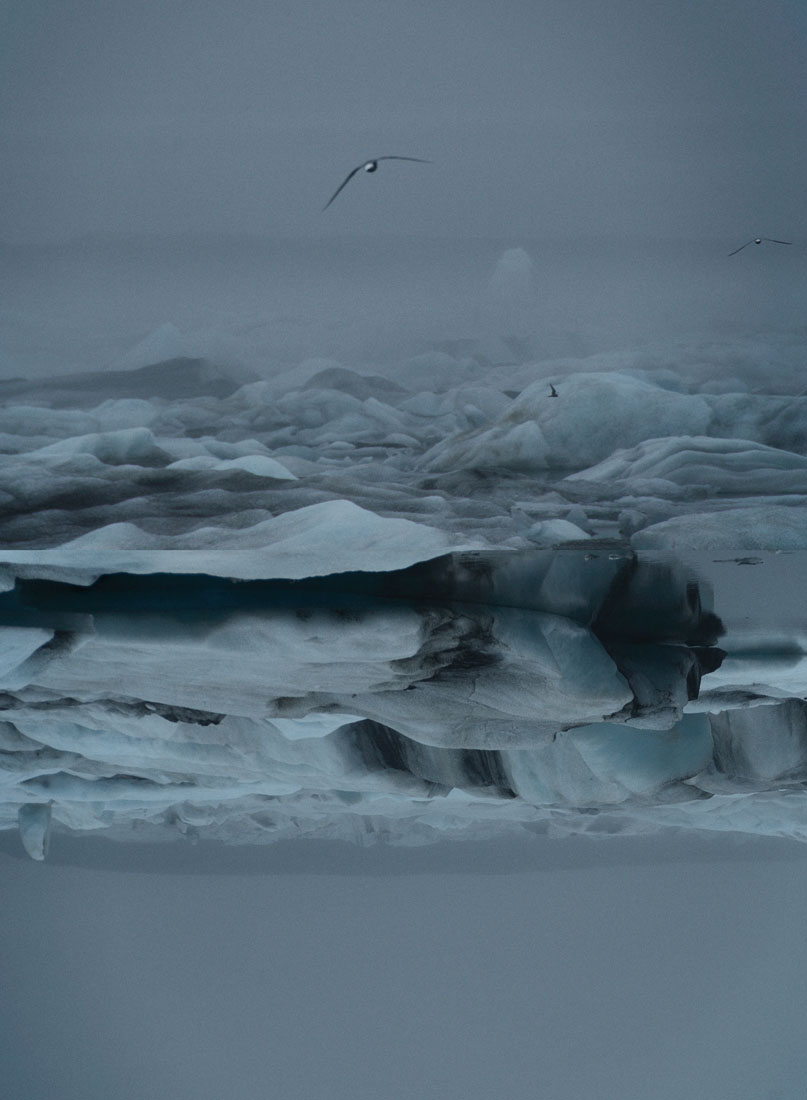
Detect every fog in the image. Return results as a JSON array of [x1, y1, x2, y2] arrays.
[[2, 0, 805, 378], [2, 0, 806, 244], [2, 3, 807, 1099], [2, 234, 806, 384]]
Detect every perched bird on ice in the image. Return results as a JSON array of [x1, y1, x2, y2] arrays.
[[322, 156, 432, 210], [728, 237, 792, 256]]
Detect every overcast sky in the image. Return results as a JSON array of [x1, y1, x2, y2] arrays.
[[3, 839, 807, 1100], [2, 0, 806, 242]]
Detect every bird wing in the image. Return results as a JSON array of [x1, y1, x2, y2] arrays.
[[762, 238, 793, 246], [728, 241, 754, 256], [322, 164, 364, 210], [322, 157, 432, 210]]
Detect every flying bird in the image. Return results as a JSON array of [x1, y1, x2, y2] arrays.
[[728, 237, 793, 257], [322, 156, 432, 210], [549, 384, 558, 397]]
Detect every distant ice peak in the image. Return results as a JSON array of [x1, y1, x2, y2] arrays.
[[488, 247, 535, 302]]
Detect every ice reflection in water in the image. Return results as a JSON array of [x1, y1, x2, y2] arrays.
[[2, 546, 807, 858]]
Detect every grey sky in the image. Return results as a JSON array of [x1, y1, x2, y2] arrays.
[[3, 841, 807, 1100], [2, 0, 806, 242]]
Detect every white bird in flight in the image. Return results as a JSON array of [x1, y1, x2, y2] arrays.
[[728, 237, 793, 256], [322, 156, 432, 210]]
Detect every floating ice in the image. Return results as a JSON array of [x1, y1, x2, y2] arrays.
[[422, 372, 712, 472], [525, 518, 590, 546], [30, 426, 174, 467], [2, 343, 807, 854], [0, 500, 483, 582], [570, 436, 807, 495], [505, 715, 714, 805], [632, 506, 807, 551]]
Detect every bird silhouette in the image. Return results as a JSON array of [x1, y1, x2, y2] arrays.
[[322, 157, 432, 210], [728, 237, 792, 257], [549, 384, 558, 397]]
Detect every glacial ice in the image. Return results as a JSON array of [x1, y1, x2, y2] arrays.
[[2, 331, 807, 856], [632, 506, 807, 551], [423, 372, 713, 472]]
